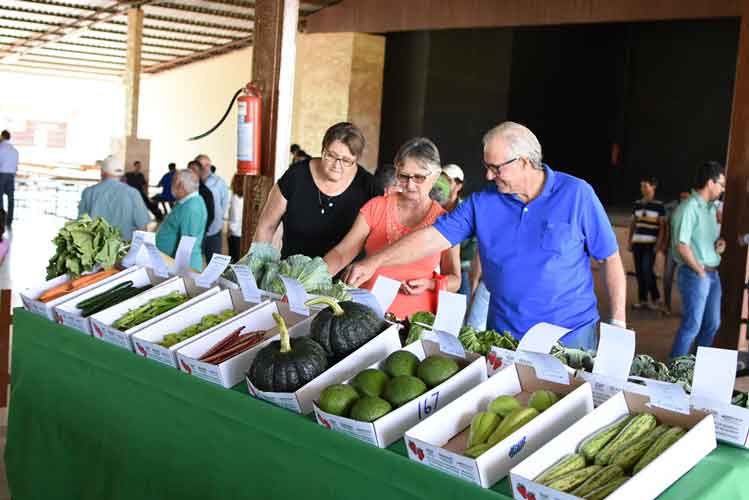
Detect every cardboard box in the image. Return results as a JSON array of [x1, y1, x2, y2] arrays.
[[20, 268, 126, 321], [510, 391, 716, 500], [312, 340, 488, 448], [404, 364, 593, 489], [246, 323, 403, 414], [52, 266, 164, 335], [132, 288, 265, 368], [89, 277, 220, 351], [175, 301, 308, 388]]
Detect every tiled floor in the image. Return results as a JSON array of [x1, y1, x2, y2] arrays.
[[0, 214, 745, 498]]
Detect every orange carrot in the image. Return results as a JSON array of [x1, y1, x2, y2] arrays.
[[38, 269, 119, 303]]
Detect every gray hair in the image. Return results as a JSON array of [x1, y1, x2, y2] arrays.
[[174, 169, 199, 193], [483, 122, 543, 170], [393, 137, 441, 173]]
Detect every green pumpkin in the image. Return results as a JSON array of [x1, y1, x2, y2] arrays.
[[306, 297, 385, 361], [248, 313, 328, 392]]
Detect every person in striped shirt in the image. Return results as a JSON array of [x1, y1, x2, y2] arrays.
[[628, 176, 666, 309]]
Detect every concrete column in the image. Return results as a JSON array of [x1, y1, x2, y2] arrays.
[[124, 7, 143, 139]]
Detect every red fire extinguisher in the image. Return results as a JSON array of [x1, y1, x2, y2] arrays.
[[188, 82, 262, 176]]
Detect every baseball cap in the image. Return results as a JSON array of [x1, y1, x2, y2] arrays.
[[100, 155, 125, 176], [442, 164, 464, 182]]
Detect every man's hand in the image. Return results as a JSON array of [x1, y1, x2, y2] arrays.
[[715, 238, 726, 255], [400, 278, 432, 296], [343, 257, 378, 288]]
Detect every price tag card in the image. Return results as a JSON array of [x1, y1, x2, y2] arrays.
[[593, 323, 635, 382], [280, 276, 310, 316], [231, 264, 262, 303], [371, 276, 400, 314], [691, 347, 736, 407], [122, 231, 152, 268], [631, 377, 691, 415], [348, 288, 384, 318], [144, 242, 170, 277], [173, 236, 196, 276], [523, 351, 570, 385], [425, 329, 466, 358], [517, 322, 571, 354], [195, 254, 232, 288], [432, 291, 466, 336]]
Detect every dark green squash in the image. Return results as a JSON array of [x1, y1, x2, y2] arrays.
[[247, 312, 328, 392], [306, 296, 385, 361]]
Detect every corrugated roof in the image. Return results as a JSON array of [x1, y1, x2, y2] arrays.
[[0, 0, 334, 78]]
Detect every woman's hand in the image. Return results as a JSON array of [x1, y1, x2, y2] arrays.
[[400, 278, 433, 295]]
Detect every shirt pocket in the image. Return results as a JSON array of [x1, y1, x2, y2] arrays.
[[541, 221, 578, 254]]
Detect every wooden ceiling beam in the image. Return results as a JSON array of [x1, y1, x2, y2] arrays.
[[141, 35, 252, 73]]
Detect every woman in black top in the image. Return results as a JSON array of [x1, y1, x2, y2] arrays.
[[254, 122, 381, 259]]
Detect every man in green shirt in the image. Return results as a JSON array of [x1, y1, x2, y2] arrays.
[[156, 169, 207, 271], [669, 161, 726, 358]]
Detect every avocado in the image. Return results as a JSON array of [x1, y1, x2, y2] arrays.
[[350, 396, 392, 422], [383, 350, 420, 378], [417, 355, 460, 388], [351, 368, 390, 397], [488, 395, 522, 417], [383, 375, 427, 408], [528, 390, 558, 412], [318, 384, 360, 417]]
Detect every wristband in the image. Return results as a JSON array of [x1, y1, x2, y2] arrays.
[[609, 319, 627, 329]]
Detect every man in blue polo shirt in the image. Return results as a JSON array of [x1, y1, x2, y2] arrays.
[[345, 122, 626, 349]]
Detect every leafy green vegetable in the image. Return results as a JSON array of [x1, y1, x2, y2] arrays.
[[112, 291, 189, 331], [46, 215, 127, 279], [405, 311, 435, 345], [458, 326, 518, 355], [225, 242, 281, 285], [666, 354, 695, 392], [310, 281, 352, 301], [629, 354, 671, 382], [551, 344, 595, 371]]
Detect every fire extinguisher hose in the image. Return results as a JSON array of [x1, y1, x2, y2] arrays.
[[187, 87, 244, 141]]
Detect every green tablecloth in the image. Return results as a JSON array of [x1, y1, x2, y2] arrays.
[[6, 308, 748, 500]]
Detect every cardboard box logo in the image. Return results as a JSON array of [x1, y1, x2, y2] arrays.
[[508, 436, 526, 459], [180, 359, 193, 375], [407, 440, 425, 461], [93, 322, 105, 338]]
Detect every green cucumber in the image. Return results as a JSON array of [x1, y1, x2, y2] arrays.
[[570, 465, 624, 497], [534, 453, 587, 484], [632, 426, 686, 475], [594, 413, 657, 465], [579, 414, 632, 461], [611, 424, 669, 472], [545, 465, 602, 493], [77, 281, 133, 309], [583, 476, 629, 500]]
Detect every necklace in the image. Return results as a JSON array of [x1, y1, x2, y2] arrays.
[[318, 189, 335, 214]]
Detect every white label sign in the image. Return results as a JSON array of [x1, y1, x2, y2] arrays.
[[432, 291, 466, 336], [371, 276, 400, 314], [231, 264, 262, 303], [348, 288, 384, 318], [517, 322, 571, 354], [279, 276, 309, 316], [523, 351, 570, 385], [593, 323, 635, 383], [173, 236, 196, 275], [196, 254, 232, 288], [632, 377, 691, 414], [691, 347, 736, 407], [144, 242, 170, 277], [122, 231, 152, 268], [425, 330, 466, 358]]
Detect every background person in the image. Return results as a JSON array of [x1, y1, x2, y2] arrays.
[[253, 122, 381, 259], [228, 174, 244, 263], [151, 162, 177, 219], [627, 176, 666, 310], [156, 169, 207, 271], [78, 155, 149, 240], [345, 122, 626, 349], [187, 160, 215, 238], [669, 161, 726, 358], [441, 163, 478, 300], [0, 130, 19, 228], [326, 137, 461, 318], [195, 154, 229, 262]]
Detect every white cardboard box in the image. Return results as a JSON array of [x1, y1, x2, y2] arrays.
[[131, 288, 266, 368], [312, 340, 488, 448], [20, 268, 125, 321], [52, 266, 164, 335], [175, 301, 309, 388], [246, 323, 403, 414], [510, 390, 716, 500], [404, 364, 593, 489], [89, 277, 220, 351]]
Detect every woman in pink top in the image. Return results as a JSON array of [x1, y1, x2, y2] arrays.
[[325, 138, 461, 319]]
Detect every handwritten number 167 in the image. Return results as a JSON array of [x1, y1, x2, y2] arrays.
[[418, 392, 440, 420]]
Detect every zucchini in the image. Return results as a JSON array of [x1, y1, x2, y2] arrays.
[[632, 426, 686, 475], [534, 453, 587, 484], [486, 407, 539, 446], [583, 476, 629, 500], [610, 424, 669, 472], [594, 413, 657, 465], [545, 465, 602, 493], [77, 281, 133, 309], [570, 465, 624, 497], [579, 414, 631, 461]]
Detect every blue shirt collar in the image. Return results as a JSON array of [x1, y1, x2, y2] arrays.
[[498, 163, 556, 203]]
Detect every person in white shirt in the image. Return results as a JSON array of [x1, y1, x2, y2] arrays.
[[0, 130, 19, 228], [195, 154, 229, 262], [228, 174, 244, 263]]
